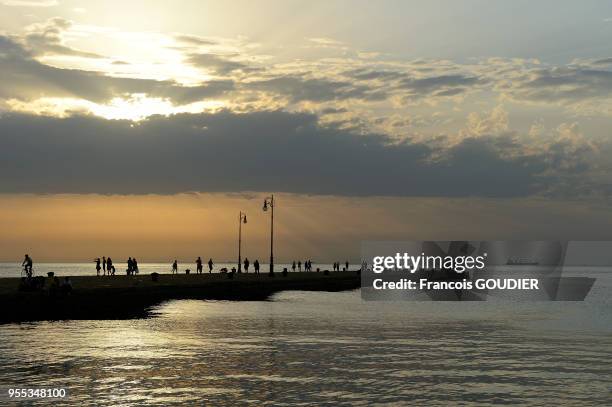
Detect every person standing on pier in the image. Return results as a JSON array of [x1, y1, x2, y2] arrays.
[[244, 258, 250, 273], [172, 259, 178, 274], [292, 261, 296, 272], [102, 257, 107, 275], [208, 258, 213, 273], [196, 257, 203, 274], [127, 257, 133, 275], [133, 258, 139, 274], [254, 259, 260, 274], [107, 257, 113, 276], [95, 258, 101, 276], [345, 261, 349, 271], [298, 261, 302, 272]]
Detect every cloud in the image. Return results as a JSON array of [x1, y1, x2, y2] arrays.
[[591, 57, 612, 66], [342, 65, 487, 103], [248, 75, 387, 103], [0, 35, 234, 104], [344, 68, 406, 81], [174, 34, 217, 46], [0, 110, 590, 197], [399, 74, 484, 99], [498, 66, 612, 113], [187, 52, 253, 75], [464, 105, 509, 138], [543, 122, 598, 173], [21, 17, 104, 58]]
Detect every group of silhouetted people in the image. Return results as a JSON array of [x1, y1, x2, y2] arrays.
[[20, 253, 338, 280], [291, 260, 312, 271], [95, 256, 116, 276], [171, 258, 263, 274], [94, 256, 133, 276], [240, 258, 260, 273], [173, 258, 214, 274], [291, 260, 313, 272], [332, 261, 349, 271], [126, 257, 139, 275]]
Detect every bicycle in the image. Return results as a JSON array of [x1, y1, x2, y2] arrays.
[[21, 266, 34, 278]]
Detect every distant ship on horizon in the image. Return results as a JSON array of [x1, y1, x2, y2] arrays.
[[506, 257, 539, 266]]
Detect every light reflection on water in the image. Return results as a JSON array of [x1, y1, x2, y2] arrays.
[[1, 281, 612, 405]]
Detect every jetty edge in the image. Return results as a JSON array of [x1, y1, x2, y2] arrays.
[[0, 271, 360, 324]]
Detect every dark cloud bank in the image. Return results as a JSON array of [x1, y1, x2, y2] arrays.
[[0, 110, 574, 197]]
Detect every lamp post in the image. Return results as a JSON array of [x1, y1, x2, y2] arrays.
[[238, 211, 247, 273], [262, 195, 274, 274]]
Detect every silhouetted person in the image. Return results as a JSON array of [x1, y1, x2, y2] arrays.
[[244, 258, 250, 273], [22, 254, 33, 277], [254, 259, 260, 274], [208, 258, 213, 273], [127, 257, 133, 275], [292, 261, 296, 272], [95, 258, 101, 276], [298, 261, 302, 272], [107, 257, 113, 276], [172, 260, 178, 274], [133, 258, 139, 274], [345, 261, 349, 271], [196, 257, 203, 274], [102, 257, 107, 275]]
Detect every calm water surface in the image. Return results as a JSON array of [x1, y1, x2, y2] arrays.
[[1, 271, 611, 405]]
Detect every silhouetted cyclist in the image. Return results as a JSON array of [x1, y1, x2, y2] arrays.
[[22, 254, 33, 277]]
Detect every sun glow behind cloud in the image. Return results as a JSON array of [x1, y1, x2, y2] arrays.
[[7, 96, 227, 120], [37, 24, 215, 85]]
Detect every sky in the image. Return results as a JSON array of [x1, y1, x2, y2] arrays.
[[1, 0, 612, 262]]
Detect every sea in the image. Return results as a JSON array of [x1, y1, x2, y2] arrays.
[[0, 266, 611, 405]]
